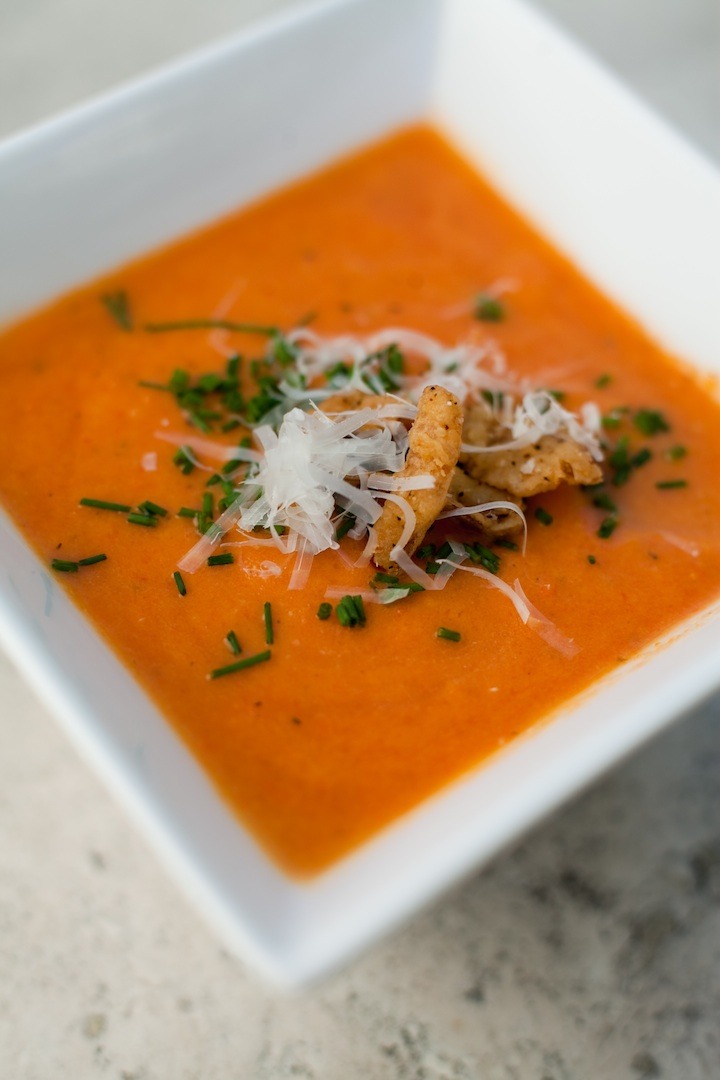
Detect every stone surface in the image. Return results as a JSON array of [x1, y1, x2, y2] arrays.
[[1, 2, 719, 1077]]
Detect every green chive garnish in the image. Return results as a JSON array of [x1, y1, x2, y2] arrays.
[[145, 318, 277, 336], [207, 552, 234, 566], [202, 492, 214, 518], [127, 512, 158, 527], [474, 293, 505, 322], [177, 507, 199, 518], [594, 374, 612, 389], [633, 409, 670, 436], [598, 516, 618, 539], [587, 554, 597, 565], [172, 446, 196, 475], [209, 650, 272, 680], [225, 630, 241, 655], [656, 479, 688, 490], [172, 571, 187, 596], [77, 554, 107, 567], [334, 513, 356, 542], [101, 290, 133, 331], [373, 572, 400, 585], [80, 497, 132, 513], [317, 602, 332, 621], [51, 558, 79, 572], [535, 507, 553, 526], [496, 539, 518, 551], [592, 492, 617, 513], [666, 445, 687, 461], [138, 500, 168, 517], [336, 595, 366, 628], [437, 627, 461, 642], [264, 601, 274, 644]]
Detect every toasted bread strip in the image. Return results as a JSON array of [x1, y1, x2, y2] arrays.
[[373, 385, 463, 569]]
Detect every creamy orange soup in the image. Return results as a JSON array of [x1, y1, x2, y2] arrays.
[[2, 126, 720, 875]]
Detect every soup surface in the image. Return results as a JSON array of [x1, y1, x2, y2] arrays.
[[2, 125, 720, 875]]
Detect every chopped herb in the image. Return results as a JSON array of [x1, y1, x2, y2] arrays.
[[594, 373, 612, 389], [436, 541, 453, 560], [587, 554, 597, 565], [138, 500, 168, 517], [634, 409, 670, 436], [317, 602, 333, 621], [127, 512, 158, 527], [77, 553, 107, 567], [592, 491, 617, 513], [225, 630, 241, 655], [202, 492, 214, 518], [474, 293, 505, 322], [425, 561, 441, 575], [207, 552, 234, 566], [546, 389, 566, 403], [416, 543, 436, 560], [263, 601, 274, 644], [51, 558, 79, 572], [597, 516, 618, 539], [226, 354, 241, 379], [535, 507, 553, 526], [145, 318, 277, 336], [609, 437, 651, 486], [173, 571, 186, 596], [336, 595, 366, 628], [496, 538, 518, 551], [177, 507, 199, 518], [601, 410, 624, 430], [464, 542, 500, 574], [79, 497, 132, 513], [172, 446, 196, 475], [632, 447, 652, 468], [666, 445, 687, 461], [101, 290, 133, 331], [373, 572, 400, 585], [656, 479, 688, 490], [437, 627, 461, 642], [334, 512, 356, 542], [209, 650, 272, 680]]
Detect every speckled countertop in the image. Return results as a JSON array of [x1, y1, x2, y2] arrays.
[[1, 2, 719, 1078]]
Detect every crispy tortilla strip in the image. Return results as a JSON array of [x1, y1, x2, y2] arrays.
[[460, 401, 602, 498], [446, 468, 525, 540], [373, 385, 463, 569]]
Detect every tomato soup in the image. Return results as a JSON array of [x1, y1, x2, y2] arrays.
[[2, 125, 720, 875]]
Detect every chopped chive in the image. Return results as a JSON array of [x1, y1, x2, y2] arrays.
[[225, 630, 241, 655], [594, 373, 612, 389], [546, 389, 566, 403], [587, 554, 597, 565], [172, 446, 196, 475], [317, 602, 333, 621], [666, 444, 687, 461], [145, 318, 277, 336], [437, 627, 461, 642], [127, 512, 158, 527], [173, 571, 186, 596], [226, 353, 241, 379], [77, 553, 107, 567], [334, 512, 356, 542], [474, 293, 505, 322], [79, 497, 132, 513], [535, 507, 553, 526], [464, 542, 500, 574], [263, 601, 274, 644], [631, 447, 652, 469], [51, 558, 79, 572], [597, 516, 618, 539], [209, 649, 272, 680], [177, 507, 199, 518], [426, 561, 441, 575], [202, 492, 214, 518], [496, 539, 518, 551], [336, 595, 366, 628], [633, 409, 670, 436], [592, 491, 617, 513], [656, 479, 688, 490], [436, 541, 453, 560], [138, 500, 168, 517], [101, 290, 133, 331], [373, 572, 400, 585], [207, 552, 234, 566], [416, 543, 436, 560]]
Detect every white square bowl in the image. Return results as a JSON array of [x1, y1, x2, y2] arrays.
[[1, 0, 719, 985]]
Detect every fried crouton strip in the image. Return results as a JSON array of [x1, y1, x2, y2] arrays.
[[460, 402, 602, 498], [373, 385, 463, 569], [446, 469, 525, 541]]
